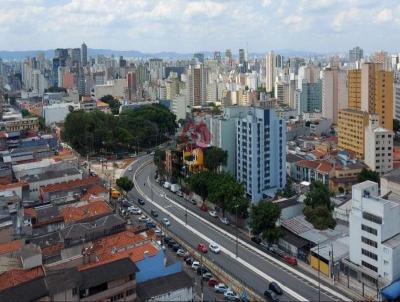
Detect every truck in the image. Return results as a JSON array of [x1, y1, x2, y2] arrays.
[[170, 184, 181, 193], [111, 188, 121, 199]]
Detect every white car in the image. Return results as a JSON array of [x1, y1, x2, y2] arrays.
[[209, 243, 220, 254], [209, 210, 218, 218], [162, 218, 171, 226], [163, 182, 171, 189], [191, 261, 200, 270], [214, 283, 228, 293], [128, 207, 141, 215], [138, 215, 149, 222], [224, 290, 239, 301], [128, 167, 133, 171], [220, 217, 229, 225]]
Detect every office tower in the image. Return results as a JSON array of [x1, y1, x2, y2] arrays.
[[119, 56, 127, 68], [394, 81, 400, 120], [213, 51, 221, 63], [77, 67, 86, 96], [361, 63, 393, 130], [225, 49, 232, 66], [265, 51, 275, 92], [288, 57, 305, 75], [127, 72, 137, 101], [338, 109, 370, 158], [349, 181, 400, 285], [238, 49, 246, 73], [236, 106, 286, 203], [348, 69, 361, 110], [193, 53, 205, 64], [364, 115, 393, 174], [68, 48, 81, 65], [57, 66, 65, 88], [186, 64, 208, 107], [349, 46, 363, 64], [81, 42, 88, 66], [297, 63, 320, 90], [52, 48, 68, 87], [137, 63, 150, 85], [322, 67, 348, 123], [165, 74, 179, 100], [298, 81, 322, 114], [149, 58, 163, 82], [275, 54, 284, 69]]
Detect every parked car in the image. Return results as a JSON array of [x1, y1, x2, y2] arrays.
[[163, 236, 172, 244], [172, 244, 181, 252], [197, 243, 208, 253], [138, 215, 149, 222], [151, 209, 158, 217], [128, 167, 133, 171], [214, 283, 228, 294], [220, 217, 229, 225], [138, 199, 145, 205], [155, 228, 163, 236], [191, 261, 200, 270], [199, 203, 208, 212], [202, 272, 213, 281], [208, 278, 219, 287], [176, 249, 186, 257], [163, 218, 171, 226], [163, 182, 171, 189], [283, 255, 297, 266], [264, 289, 279, 302], [209, 243, 220, 254], [251, 236, 262, 244], [269, 282, 283, 295], [129, 207, 142, 215], [185, 257, 194, 266], [196, 266, 208, 275], [176, 191, 183, 197], [167, 240, 176, 248], [224, 290, 240, 301], [209, 210, 218, 218], [170, 184, 181, 193], [146, 221, 156, 229]]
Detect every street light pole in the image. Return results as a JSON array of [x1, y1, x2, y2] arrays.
[[235, 204, 239, 258], [318, 242, 321, 302]]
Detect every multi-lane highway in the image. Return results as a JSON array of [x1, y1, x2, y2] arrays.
[[125, 155, 352, 301]]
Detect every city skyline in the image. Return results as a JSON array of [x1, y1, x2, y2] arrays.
[[1, 0, 400, 53]]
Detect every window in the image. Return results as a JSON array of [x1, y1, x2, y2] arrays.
[[72, 288, 78, 296], [363, 212, 382, 224], [362, 236, 378, 248], [362, 248, 378, 260], [362, 260, 378, 272], [362, 224, 377, 235], [110, 293, 124, 302]]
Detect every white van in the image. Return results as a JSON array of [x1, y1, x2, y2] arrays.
[[163, 182, 171, 189]]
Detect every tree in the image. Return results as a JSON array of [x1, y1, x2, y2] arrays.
[[250, 201, 281, 242], [153, 148, 166, 177], [101, 95, 121, 115], [282, 177, 296, 198], [116, 177, 134, 193], [187, 171, 212, 202], [21, 108, 31, 117], [358, 167, 380, 184], [204, 147, 228, 172], [304, 181, 332, 210], [304, 206, 336, 230]]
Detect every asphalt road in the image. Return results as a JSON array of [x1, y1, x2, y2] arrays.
[[125, 155, 350, 302]]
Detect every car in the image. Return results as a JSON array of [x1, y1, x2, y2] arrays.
[[163, 236, 172, 244], [214, 283, 228, 294], [183, 254, 192, 261], [162, 218, 171, 226], [224, 290, 240, 301], [156, 240, 166, 250], [185, 257, 194, 266], [172, 244, 181, 252], [151, 209, 158, 217], [208, 278, 219, 287], [138, 199, 145, 205], [130, 208, 142, 215], [199, 203, 208, 212], [138, 215, 149, 222], [196, 266, 208, 275], [220, 217, 229, 225], [167, 240, 176, 248], [251, 236, 262, 244], [146, 221, 156, 229], [155, 228, 163, 236], [176, 249, 186, 257], [163, 182, 171, 189], [209, 210, 218, 218], [191, 261, 200, 270], [283, 255, 297, 266], [264, 289, 279, 302], [197, 243, 207, 253], [176, 191, 183, 197], [128, 167, 133, 171], [202, 272, 213, 281], [268, 282, 283, 295], [209, 243, 220, 254]]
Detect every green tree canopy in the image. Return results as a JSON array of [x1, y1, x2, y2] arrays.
[[358, 167, 380, 184], [282, 177, 296, 198], [21, 108, 31, 117], [204, 147, 228, 172], [187, 171, 212, 202], [304, 181, 332, 210], [250, 201, 281, 242], [304, 205, 336, 230], [116, 177, 134, 192], [100, 95, 121, 115]]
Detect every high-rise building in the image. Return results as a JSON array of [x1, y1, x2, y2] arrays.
[[193, 53, 205, 64], [360, 63, 393, 130], [372, 51, 391, 71], [298, 81, 322, 114], [364, 114, 393, 174], [338, 109, 370, 158], [68, 48, 81, 65], [77, 67, 86, 96], [238, 49, 246, 73], [149, 58, 163, 82], [213, 51, 222, 63], [322, 67, 348, 123], [265, 51, 275, 92], [394, 81, 400, 120], [236, 106, 286, 203], [348, 69, 361, 110], [165, 74, 179, 100], [81, 42, 88, 66], [225, 49, 232, 66], [349, 46, 363, 64], [127, 72, 137, 101], [297, 63, 320, 90], [186, 64, 208, 107]]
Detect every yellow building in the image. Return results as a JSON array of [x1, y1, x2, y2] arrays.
[[183, 148, 204, 172], [338, 109, 369, 158], [348, 69, 361, 110], [4, 117, 39, 133]]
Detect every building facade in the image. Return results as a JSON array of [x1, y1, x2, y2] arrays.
[[322, 67, 348, 123]]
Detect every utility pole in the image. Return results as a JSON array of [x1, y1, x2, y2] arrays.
[[235, 204, 239, 258], [318, 242, 321, 302]]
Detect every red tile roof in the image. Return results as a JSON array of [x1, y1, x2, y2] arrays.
[[0, 266, 44, 291], [24, 207, 37, 217], [40, 177, 100, 194], [61, 200, 112, 223], [296, 160, 320, 169], [0, 240, 22, 255], [296, 160, 333, 174]]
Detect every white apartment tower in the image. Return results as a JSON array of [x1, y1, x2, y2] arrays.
[[265, 51, 275, 93], [322, 67, 348, 123]]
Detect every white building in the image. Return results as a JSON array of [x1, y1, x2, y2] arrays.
[[322, 67, 348, 124], [349, 181, 400, 285], [94, 79, 127, 100], [171, 95, 187, 121], [43, 103, 70, 126], [265, 51, 275, 93], [364, 115, 393, 175]]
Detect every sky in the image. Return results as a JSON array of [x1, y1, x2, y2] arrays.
[[0, 0, 399, 54]]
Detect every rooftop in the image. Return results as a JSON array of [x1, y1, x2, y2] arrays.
[[0, 240, 22, 255], [61, 200, 112, 223], [0, 266, 44, 291], [20, 168, 81, 183], [40, 176, 100, 194], [382, 233, 400, 249]]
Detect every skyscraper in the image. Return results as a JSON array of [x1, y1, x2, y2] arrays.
[[265, 51, 275, 93], [193, 53, 205, 64], [298, 81, 322, 114], [238, 49, 246, 73], [127, 72, 137, 101], [348, 69, 361, 110], [349, 46, 363, 64], [236, 105, 286, 203], [322, 67, 348, 123], [186, 64, 208, 107], [81, 42, 88, 66], [225, 49, 232, 66]]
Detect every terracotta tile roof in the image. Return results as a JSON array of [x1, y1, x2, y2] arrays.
[[42, 242, 64, 257], [296, 160, 333, 174], [40, 177, 100, 194], [316, 161, 334, 174], [296, 160, 320, 169], [0, 266, 44, 291], [86, 184, 108, 195], [24, 207, 37, 217], [79, 230, 159, 270], [311, 149, 326, 159], [0, 240, 22, 255], [61, 200, 112, 223], [0, 181, 27, 191]]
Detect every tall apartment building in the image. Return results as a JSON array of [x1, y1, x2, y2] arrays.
[[186, 64, 208, 107], [338, 109, 369, 158], [360, 63, 393, 130], [394, 81, 400, 120], [127, 72, 137, 101], [349, 46, 364, 64], [81, 42, 88, 66], [364, 115, 393, 175], [322, 67, 348, 123], [265, 51, 275, 93], [236, 106, 286, 203], [165, 74, 179, 100], [348, 69, 361, 110], [298, 81, 322, 115], [349, 181, 400, 285]]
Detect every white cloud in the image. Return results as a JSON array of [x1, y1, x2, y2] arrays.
[[331, 8, 360, 32], [184, 1, 225, 18], [260, 0, 271, 7], [375, 8, 393, 23]]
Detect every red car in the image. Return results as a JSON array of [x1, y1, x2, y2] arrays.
[[208, 278, 219, 287], [283, 255, 297, 266], [197, 243, 208, 253], [199, 203, 208, 212]]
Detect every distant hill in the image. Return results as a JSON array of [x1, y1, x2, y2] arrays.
[[0, 48, 324, 61]]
